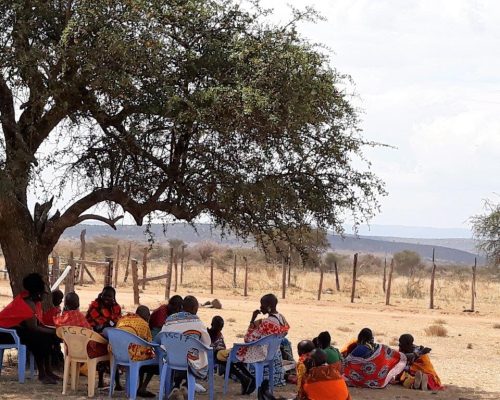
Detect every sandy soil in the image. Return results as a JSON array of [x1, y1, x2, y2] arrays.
[[1, 280, 499, 399]]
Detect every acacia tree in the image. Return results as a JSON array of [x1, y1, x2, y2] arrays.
[[471, 200, 500, 267], [0, 0, 385, 295]]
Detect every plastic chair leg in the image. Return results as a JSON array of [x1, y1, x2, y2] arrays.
[[207, 360, 214, 400], [17, 346, 27, 384], [109, 360, 117, 397], [0, 348, 4, 376], [87, 359, 97, 398], [254, 364, 264, 392], [129, 364, 140, 400], [70, 361, 78, 391], [223, 360, 232, 394], [187, 372, 196, 400], [62, 356, 71, 395], [158, 365, 166, 400], [164, 366, 172, 398]]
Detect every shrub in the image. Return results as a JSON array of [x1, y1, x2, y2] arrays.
[[424, 325, 448, 337]]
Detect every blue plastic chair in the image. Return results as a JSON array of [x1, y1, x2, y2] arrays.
[[156, 332, 214, 400], [0, 327, 35, 383], [223, 333, 283, 395], [106, 328, 159, 400]]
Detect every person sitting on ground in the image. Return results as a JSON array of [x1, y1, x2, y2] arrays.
[[300, 349, 351, 400], [316, 331, 342, 368], [398, 334, 443, 391], [54, 292, 109, 358], [149, 295, 183, 337], [85, 286, 122, 390], [0, 273, 60, 384], [161, 296, 211, 391], [296, 340, 315, 399], [237, 294, 290, 387], [342, 328, 406, 389], [86, 286, 122, 332], [116, 305, 157, 398], [42, 289, 64, 325], [208, 315, 256, 395]]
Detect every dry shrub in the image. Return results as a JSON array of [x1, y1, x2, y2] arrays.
[[467, 343, 473, 349], [434, 318, 447, 325], [337, 326, 352, 333], [424, 325, 448, 337]]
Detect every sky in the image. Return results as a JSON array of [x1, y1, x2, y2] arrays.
[[263, 0, 500, 232]]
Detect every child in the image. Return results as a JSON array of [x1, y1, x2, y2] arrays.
[[207, 316, 255, 395], [398, 334, 443, 391], [296, 340, 315, 399], [316, 331, 342, 367], [42, 289, 64, 325]]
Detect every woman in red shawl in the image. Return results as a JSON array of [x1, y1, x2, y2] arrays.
[[85, 286, 122, 333], [0, 273, 60, 384]]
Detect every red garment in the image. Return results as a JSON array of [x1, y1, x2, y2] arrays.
[[0, 291, 37, 328], [42, 306, 61, 326], [85, 300, 121, 329], [54, 310, 91, 329], [149, 304, 169, 329]]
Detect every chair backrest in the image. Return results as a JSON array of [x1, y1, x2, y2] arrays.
[[56, 326, 107, 359], [0, 328, 21, 346], [106, 328, 155, 364], [232, 334, 283, 362], [156, 331, 208, 369]]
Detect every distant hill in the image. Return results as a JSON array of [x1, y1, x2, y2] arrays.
[[62, 223, 483, 265]]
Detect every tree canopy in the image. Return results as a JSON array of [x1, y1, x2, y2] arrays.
[[0, 0, 385, 293], [471, 200, 500, 267]]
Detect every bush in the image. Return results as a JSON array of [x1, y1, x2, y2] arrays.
[[393, 250, 422, 276], [424, 325, 448, 337]]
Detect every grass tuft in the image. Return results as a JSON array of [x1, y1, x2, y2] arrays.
[[424, 324, 448, 337]]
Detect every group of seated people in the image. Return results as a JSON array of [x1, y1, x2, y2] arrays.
[[0, 273, 443, 399]]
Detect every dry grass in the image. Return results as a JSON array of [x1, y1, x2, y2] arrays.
[[424, 324, 448, 337], [226, 317, 236, 323], [434, 318, 447, 325]]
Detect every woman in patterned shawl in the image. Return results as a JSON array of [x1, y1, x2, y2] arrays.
[[85, 286, 122, 332], [342, 328, 407, 389], [237, 293, 290, 386]]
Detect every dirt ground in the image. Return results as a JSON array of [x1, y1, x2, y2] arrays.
[[1, 280, 499, 400]]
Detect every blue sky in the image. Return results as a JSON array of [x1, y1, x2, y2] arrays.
[[265, 0, 500, 230]]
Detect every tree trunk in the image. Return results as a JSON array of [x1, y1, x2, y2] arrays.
[[0, 202, 51, 296]]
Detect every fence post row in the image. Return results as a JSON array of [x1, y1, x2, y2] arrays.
[[174, 252, 178, 292], [131, 259, 140, 305], [210, 257, 214, 295], [65, 252, 75, 296], [79, 229, 86, 285], [105, 257, 114, 287], [282, 256, 286, 299], [382, 257, 387, 294], [233, 253, 237, 288], [243, 256, 248, 297], [114, 245, 121, 288], [385, 259, 394, 306], [180, 245, 186, 285], [165, 248, 174, 300], [471, 257, 477, 311], [142, 248, 148, 290], [430, 248, 436, 309], [334, 260, 340, 291], [124, 243, 132, 283], [350, 253, 358, 303], [318, 266, 324, 301]]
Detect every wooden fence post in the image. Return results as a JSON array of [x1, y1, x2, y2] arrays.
[[383, 257, 387, 293], [471, 257, 477, 311], [233, 254, 237, 288], [350, 253, 358, 303], [174, 252, 178, 292], [386, 259, 394, 306], [65, 252, 76, 296], [287, 245, 292, 287], [79, 229, 86, 284], [131, 259, 140, 305], [282, 256, 287, 299], [51, 256, 60, 286], [243, 256, 249, 297], [105, 257, 113, 287], [114, 245, 121, 288], [210, 258, 214, 295], [142, 248, 148, 290], [334, 261, 340, 291], [430, 248, 436, 309], [165, 248, 174, 300], [318, 266, 324, 301], [124, 243, 132, 282], [180, 245, 186, 285]]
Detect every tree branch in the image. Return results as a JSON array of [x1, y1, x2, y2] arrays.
[[75, 214, 124, 229]]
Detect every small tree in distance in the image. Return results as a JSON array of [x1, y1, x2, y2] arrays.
[[471, 199, 500, 268], [393, 250, 422, 276]]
